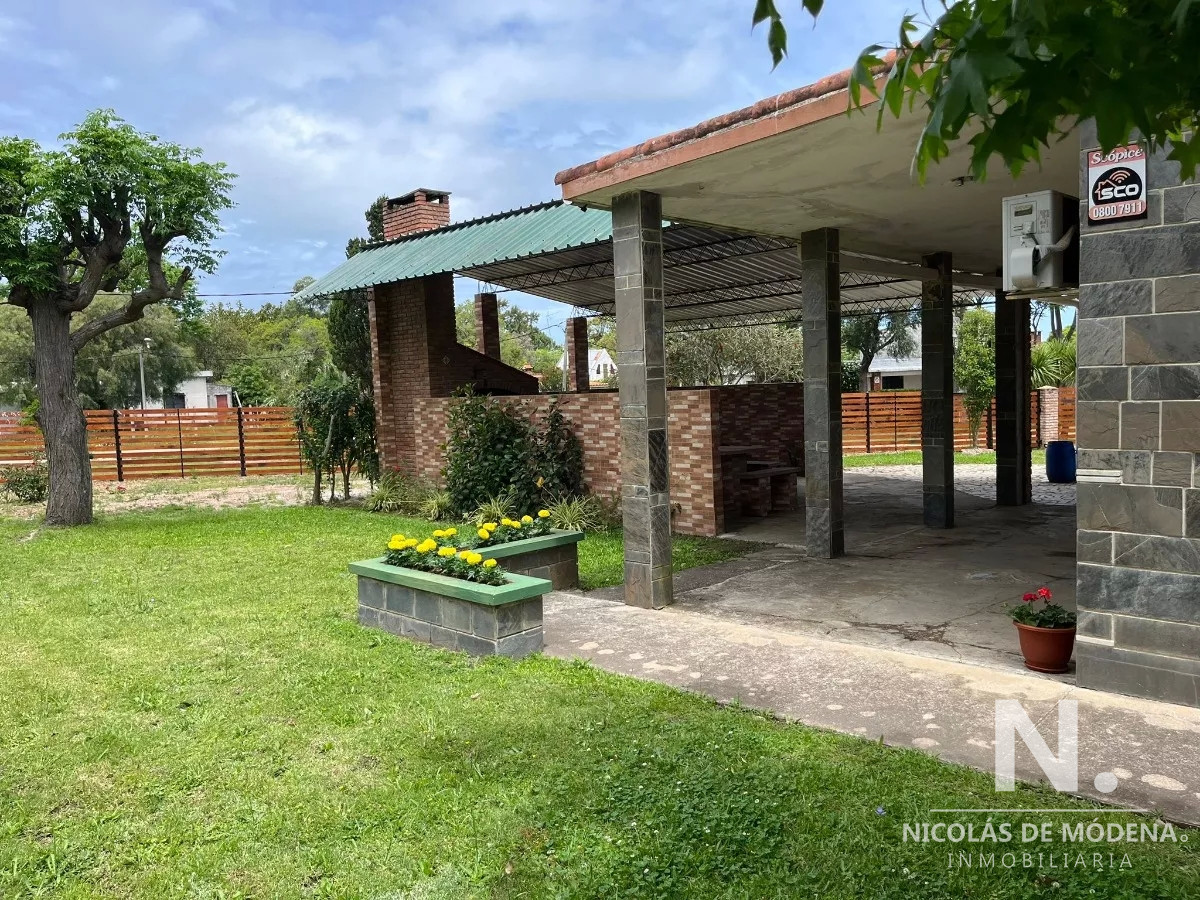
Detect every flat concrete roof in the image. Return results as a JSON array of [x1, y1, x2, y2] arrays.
[[556, 69, 1080, 274]]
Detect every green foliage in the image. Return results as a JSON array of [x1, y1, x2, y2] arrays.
[[327, 291, 372, 386], [364, 470, 438, 515], [345, 195, 387, 257], [0, 456, 48, 503], [666, 324, 803, 385], [545, 494, 606, 533], [841, 311, 918, 390], [471, 490, 517, 526], [954, 308, 996, 448], [444, 392, 585, 518], [294, 372, 373, 501], [226, 362, 276, 407], [839, 360, 860, 393], [535, 401, 584, 499], [1009, 587, 1076, 628], [383, 534, 507, 586], [1031, 335, 1077, 388], [419, 490, 454, 522], [757, 1, 1200, 179], [454, 297, 562, 389], [461, 512, 554, 550]]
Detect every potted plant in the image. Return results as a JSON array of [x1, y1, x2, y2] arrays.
[[1008, 587, 1076, 673], [350, 530, 551, 658], [458, 509, 584, 590]]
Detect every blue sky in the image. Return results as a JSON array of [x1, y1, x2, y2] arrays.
[[3, 0, 920, 333]]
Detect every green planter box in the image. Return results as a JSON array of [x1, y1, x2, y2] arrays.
[[349, 557, 550, 658], [475, 529, 584, 590]]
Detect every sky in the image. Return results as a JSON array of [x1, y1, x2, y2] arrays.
[[3, 0, 925, 335]]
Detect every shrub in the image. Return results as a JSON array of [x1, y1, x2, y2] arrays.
[[420, 491, 454, 522], [364, 470, 437, 514], [545, 494, 605, 532], [534, 402, 583, 499], [471, 491, 516, 526], [0, 456, 49, 503]]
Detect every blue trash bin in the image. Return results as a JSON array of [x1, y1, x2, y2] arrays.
[[1046, 440, 1077, 484]]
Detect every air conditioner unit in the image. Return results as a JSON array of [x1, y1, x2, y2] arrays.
[[1001, 190, 1079, 295]]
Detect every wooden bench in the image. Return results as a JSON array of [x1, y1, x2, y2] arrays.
[[739, 466, 801, 517]]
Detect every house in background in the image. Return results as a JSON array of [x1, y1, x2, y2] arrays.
[[146, 371, 236, 410], [557, 348, 616, 388], [868, 353, 922, 391]]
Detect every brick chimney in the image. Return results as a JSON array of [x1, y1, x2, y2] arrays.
[[381, 189, 451, 241]]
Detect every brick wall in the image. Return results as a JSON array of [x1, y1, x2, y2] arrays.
[[1074, 123, 1200, 707], [411, 388, 728, 536], [382, 190, 450, 240], [713, 383, 805, 467]]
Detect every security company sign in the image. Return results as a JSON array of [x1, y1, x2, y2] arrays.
[[1087, 143, 1148, 224]]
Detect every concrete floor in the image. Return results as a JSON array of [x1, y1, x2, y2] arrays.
[[598, 468, 1078, 674]]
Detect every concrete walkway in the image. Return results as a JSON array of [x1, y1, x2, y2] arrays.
[[544, 588, 1200, 825]]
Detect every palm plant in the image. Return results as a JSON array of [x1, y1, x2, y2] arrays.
[[1031, 337, 1077, 388]]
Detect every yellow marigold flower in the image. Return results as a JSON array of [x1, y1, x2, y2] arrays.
[[538, 510, 550, 518], [445, 528, 457, 537], [438, 546, 456, 558], [467, 552, 483, 565], [511, 519, 522, 528], [483, 558, 498, 569], [416, 542, 434, 554], [536, 476, 545, 488], [477, 528, 490, 540], [521, 515, 533, 525], [391, 533, 406, 543], [387, 539, 404, 551], [483, 522, 498, 531], [432, 529, 445, 539], [405, 539, 419, 549], [458, 549, 472, 560]]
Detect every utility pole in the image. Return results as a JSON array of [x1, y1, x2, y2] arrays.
[[138, 337, 151, 410]]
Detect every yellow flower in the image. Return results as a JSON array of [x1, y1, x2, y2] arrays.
[[405, 539, 419, 549], [432, 529, 445, 539], [391, 533, 406, 543], [387, 539, 404, 551], [500, 518, 512, 527], [483, 522, 498, 531], [445, 528, 457, 537], [536, 476, 545, 488], [458, 549, 472, 560], [467, 552, 483, 565], [537, 510, 550, 519], [511, 519, 522, 528], [521, 515, 533, 525], [416, 541, 434, 554], [438, 546, 457, 558], [477, 528, 490, 540], [483, 558, 498, 569]]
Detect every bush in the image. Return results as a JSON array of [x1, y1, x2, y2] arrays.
[[471, 491, 516, 526], [420, 491, 454, 522], [364, 470, 437, 514], [544, 494, 606, 532], [443, 391, 584, 518], [1, 457, 48, 503]]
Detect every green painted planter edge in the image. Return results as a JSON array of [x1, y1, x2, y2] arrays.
[[475, 528, 584, 560], [349, 557, 551, 606]]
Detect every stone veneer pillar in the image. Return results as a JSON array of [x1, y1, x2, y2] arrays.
[[565, 316, 590, 392], [612, 191, 672, 608], [1074, 122, 1200, 706], [474, 292, 501, 360], [921, 252, 955, 528], [800, 228, 845, 558], [995, 290, 1033, 505]]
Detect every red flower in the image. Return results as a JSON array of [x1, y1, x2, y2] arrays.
[[1037, 587, 1052, 600], [1022, 592, 1036, 602]]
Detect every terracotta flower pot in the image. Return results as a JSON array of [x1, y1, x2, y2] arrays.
[[1014, 622, 1076, 673]]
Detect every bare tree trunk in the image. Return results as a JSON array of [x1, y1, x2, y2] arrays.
[[29, 302, 93, 525]]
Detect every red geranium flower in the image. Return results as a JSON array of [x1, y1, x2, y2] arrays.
[[1022, 592, 1036, 603], [1037, 587, 1052, 600]]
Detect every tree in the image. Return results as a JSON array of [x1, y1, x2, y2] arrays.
[[841, 310, 919, 391], [754, 2, 1200, 179], [345, 195, 387, 258], [954, 308, 996, 448], [1031, 334, 1077, 388], [0, 111, 233, 524], [328, 291, 372, 386], [666, 324, 804, 386]]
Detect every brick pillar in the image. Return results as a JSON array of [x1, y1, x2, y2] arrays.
[[800, 228, 844, 558], [565, 317, 590, 392], [474, 293, 501, 359], [995, 291, 1033, 505], [921, 252, 955, 528], [1074, 122, 1200, 707], [613, 191, 672, 609]]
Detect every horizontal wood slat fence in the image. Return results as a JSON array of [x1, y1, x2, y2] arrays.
[[0, 388, 1076, 484], [0, 407, 303, 481]]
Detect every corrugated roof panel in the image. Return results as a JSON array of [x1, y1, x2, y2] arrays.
[[295, 201, 614, 300]]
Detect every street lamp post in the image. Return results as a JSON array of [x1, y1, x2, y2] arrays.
[[138, 337, 151, 410]]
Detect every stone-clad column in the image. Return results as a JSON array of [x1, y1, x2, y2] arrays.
[[565, 317, 590, 392], [613, 191, 672, 608], [800, 228, 844, 558], [995, 290, 1033, 505], [921, 252, 955, 528]]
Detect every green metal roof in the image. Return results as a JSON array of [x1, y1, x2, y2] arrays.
[[295, 200, 613, 299]]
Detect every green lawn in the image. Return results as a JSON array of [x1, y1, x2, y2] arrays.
[[845, 449, 1049, 468], [0, 505, 1194, 899]]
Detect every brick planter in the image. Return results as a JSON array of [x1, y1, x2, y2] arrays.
[[349, 558, 549, 657], [476, 529, 584, 590]]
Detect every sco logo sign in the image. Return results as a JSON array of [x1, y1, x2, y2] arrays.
[[1092, 166, 1144, 204]]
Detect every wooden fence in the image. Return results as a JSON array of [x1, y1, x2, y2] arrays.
[[0, 407, 303, 481]]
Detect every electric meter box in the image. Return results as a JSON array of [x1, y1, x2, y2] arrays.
[[1001, 190, 1079, 293]]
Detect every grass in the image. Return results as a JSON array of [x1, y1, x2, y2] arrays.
[[0, 505, 1195, 899], [844, 449, 1049, 468]]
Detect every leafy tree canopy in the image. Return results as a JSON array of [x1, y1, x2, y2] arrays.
[[754, 1, 1200, 179], [666, 324, 804, 386]]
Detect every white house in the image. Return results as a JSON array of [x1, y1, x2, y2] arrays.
[[144, 371, 236, 409], [557, 348, 617, 387]]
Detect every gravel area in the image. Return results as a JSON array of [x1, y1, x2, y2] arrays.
[[848, 462, 1076, 506]]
